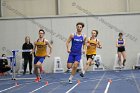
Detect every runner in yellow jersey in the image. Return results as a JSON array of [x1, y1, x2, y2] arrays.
[[80, 30, 102, 77], [33, 29, 52, 82]]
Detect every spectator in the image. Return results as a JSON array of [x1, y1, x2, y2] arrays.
[[22, 36, 33, 75], [0, 54, 11, 75]]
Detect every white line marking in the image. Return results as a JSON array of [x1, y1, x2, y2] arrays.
[[131, 71, 140, 93], [15, 78, 36, 80], [29, 85, 47, 93], [47, 85, 62, 93], [0, 85, 20, 93], [0, 78, 12, 81], [104, 80, 112, 93], [28, 81, 60, 93], [66, 83, 79, 93], [92, 72, 106, 93]]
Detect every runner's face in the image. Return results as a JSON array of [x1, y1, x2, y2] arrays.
[[76, 25, 83, 32], [39, 31, 44, 38], [91, 31, 96, 37], [119, 34, 123, 38], [119, 34, 123, 39]]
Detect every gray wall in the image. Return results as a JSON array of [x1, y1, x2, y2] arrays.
[[1, 0, 140, 17], [0, 13, 140, 72]]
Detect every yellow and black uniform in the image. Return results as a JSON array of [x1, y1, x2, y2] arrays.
[[35, 39, 47, 57], [86, 37, 98, 60], [34, 38, 47, 64]]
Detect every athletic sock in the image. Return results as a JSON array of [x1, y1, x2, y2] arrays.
[[69, 75, 73, 80]]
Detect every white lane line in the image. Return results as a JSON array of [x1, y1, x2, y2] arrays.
[[131, 70, 140, 93], [104, 80, 112, 93], [66, 83, 79, 93], [0, 84, 21, 93], [29, 81, 61, 93], [29, 84, 47, 93], [92, 72, 106, 93], [47, 84, 62, 93]]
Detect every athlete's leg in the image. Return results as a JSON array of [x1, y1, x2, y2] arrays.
[[34, 62, 42, 77], [69, 61, 79, 83], [84, 58, 92, 73], [34, 57, 45, 82], [66, 54, 74, 73], [79, 58, 92, 77], [68, 54, 80, 84], [117, 52, 122, 66], [122, 51, 126, 66], [67, 63, 73, 69], [80, 55, 96, 77], [71, 62, 79, 76]]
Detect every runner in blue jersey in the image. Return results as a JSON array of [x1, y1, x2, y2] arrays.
[[66, 22, 86, 84]]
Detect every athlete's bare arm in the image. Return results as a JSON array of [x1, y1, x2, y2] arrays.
[[83, 35, 87, 54], [32, 41, 37, 53], [66, 34, 74, 53], [45, 39, 52, 57], [116, 39, 120, 47], [97, 39, 102, 49]]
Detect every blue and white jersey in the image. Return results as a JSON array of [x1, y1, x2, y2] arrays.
[[118, 38, 125, 48], [70, 33, 84, 54], [118, 39, 124, 45]]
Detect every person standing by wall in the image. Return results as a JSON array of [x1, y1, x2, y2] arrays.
[[22, 36, 33, 75], [116, 32, 126, 68]]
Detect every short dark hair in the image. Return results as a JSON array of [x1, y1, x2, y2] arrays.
[[119, 32, 123, 36], [92, 30, 98, 37], [76, 22, 85, 28], [2, 54, 6, 57], [39, 29, 45, 34]]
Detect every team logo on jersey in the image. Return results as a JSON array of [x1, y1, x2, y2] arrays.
[[74, 39, 83, 42]]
